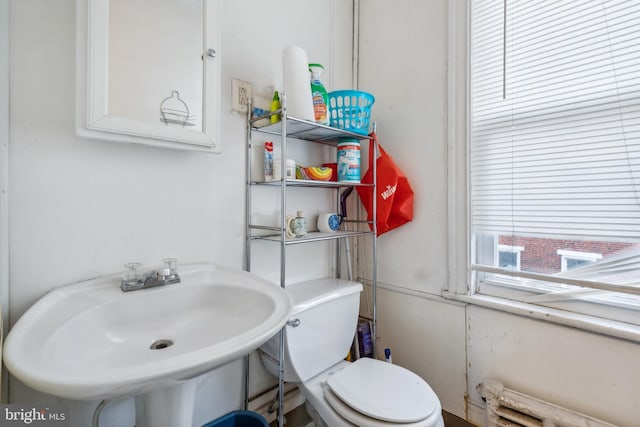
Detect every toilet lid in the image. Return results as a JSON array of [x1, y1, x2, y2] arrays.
[[324, 387, 438, 427], [326, 358, 438, 423]]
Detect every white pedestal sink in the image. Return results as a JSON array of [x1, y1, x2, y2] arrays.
[[3, 264, 292, 426]]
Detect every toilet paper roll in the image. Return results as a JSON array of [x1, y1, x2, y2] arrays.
[[282, 45, 315, 121]]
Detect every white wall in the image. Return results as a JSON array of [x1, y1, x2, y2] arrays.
[[7, 0, 352, 425], [357, 0, 468, 417], [357, 0, 449, 295], [466, 307, 640, 427], [8, 1, 640, 426], [358, 1, 640, 426]]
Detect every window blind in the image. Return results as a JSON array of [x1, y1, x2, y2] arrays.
[[470, 0, 640, 241]]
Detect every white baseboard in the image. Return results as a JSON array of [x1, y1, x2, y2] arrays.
[[467, 399, 486, 427]]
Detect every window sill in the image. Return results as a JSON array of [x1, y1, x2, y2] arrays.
[[442, 291, 640, 344]]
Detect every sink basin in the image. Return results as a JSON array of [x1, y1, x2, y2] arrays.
[[4, 263, 292, 401]]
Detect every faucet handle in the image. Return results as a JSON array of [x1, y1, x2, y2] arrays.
[[161, 258, 178, 277], [123, 262, 143, 283], [121, 262, 144, 291]]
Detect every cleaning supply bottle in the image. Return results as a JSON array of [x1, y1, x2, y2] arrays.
[[270, 90, 281, 124], [293, 210, 307, 237], [309, 63, 329, 125], [384, 348, 392, 363], [264, 141, 274, 181]]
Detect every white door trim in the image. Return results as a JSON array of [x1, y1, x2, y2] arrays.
[[0, 0, 11, 403]]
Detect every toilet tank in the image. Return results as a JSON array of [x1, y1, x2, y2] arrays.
[[259, 278, 363, 383]]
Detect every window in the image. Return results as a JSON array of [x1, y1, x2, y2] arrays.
[[498, 244, 523, 270], [557, 249, 602, 272], [468, 0, 640, 326]]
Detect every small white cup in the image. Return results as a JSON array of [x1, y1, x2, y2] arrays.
[[274, 159, 296, 181], [317, 213, 341, 233]]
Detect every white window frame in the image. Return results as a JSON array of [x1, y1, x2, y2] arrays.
[[557, 249, 602, 272], [498, 244, 524, 271], [445, 0, 640, 342]]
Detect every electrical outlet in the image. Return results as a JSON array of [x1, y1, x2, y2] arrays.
[[231, 78, 252, 113]]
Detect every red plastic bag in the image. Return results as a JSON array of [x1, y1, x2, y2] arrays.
[[357, 133, 414, 236]]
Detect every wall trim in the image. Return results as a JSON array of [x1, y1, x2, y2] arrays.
[[352, 0, 359, 89], [446, 0, 470, 295], [466, 399, 486, 427], [360, 279, 467, 307], [445, 291, 640, 345], [0, 0, 10, 404]]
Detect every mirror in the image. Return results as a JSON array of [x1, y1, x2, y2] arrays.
[[76, 0, 220, 152]]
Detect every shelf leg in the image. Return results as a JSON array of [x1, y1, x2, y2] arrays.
[[277, 327, 285, 427]]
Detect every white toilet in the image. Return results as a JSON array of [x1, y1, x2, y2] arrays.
[[260, 278, 445, 427]]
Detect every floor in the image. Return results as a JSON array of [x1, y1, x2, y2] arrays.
[[443, 411, 476, 427], [269, 405, 477, 427], [268, 405, 312, 427]]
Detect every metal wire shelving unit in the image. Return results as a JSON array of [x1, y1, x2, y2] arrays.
[[244, 93, 377, 427]]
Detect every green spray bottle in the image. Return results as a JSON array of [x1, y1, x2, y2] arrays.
[[309, 63, 329, 125]]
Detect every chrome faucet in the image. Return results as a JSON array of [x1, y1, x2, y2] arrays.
[[120, 259, 181, 292]]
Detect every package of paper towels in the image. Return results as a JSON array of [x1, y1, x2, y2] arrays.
[[282, 45, 315, 121]]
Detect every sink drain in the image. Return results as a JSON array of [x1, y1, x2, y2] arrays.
[[150, 339, 173, 350]]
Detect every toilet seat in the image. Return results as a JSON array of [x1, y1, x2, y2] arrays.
[[324, 387, 436, 427], [324, 358, 439, 426]]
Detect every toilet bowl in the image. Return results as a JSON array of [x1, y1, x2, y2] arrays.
[[259, 278, 444, 427]]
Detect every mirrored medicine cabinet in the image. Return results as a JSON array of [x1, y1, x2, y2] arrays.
[[76, 0, 221, 152]]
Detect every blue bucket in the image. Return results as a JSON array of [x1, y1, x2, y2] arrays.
[[202, 410, 269, 427]]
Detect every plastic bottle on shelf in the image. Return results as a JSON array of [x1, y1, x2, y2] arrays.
[[270, 90, 281, 124], [293, 211, 307, 237], [337, 138, 361, 183], [273, 158, 296, 180], [264, 141, 274, 181], [309, 63, 329, 125]]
